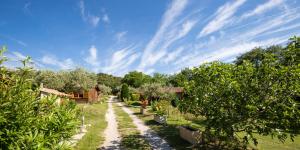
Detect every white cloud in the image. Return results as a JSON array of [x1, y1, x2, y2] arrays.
[[139, 0, 190, 70], [103, 14, 110, 23], [163, 47, 184, 64], [4, 51, 44, 69], [12, 52, 27, 60], [115, 31, 127, 42], [41, 55, 75, 70], [102, 46, 139, 76], [89, 15, 100, 27], [144, 68, 155, 75], [2, 35, 27, 47], [175, 37, 288, 69], [84, 45, 99, 66], [241, 0, 284, 19], [198, 0, 246, 37], [78, 0, 100, 27], [235, 8, 300, 42]]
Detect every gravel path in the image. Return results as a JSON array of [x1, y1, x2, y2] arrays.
[[117, 102, 172, 150], [99, 96, 120, 150]]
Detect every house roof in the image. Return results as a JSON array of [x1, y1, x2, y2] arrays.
[[40, 87, 72, 97], [162, 87, 183, 93]]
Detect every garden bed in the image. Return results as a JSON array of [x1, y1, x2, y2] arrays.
[[179, 126, 202, 145]]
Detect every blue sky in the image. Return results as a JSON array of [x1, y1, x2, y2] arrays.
[[1, 0, 299, 76]]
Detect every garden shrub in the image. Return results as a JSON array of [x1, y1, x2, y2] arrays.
[[0, 47, 80, 149], [152, 100, 169, 116], [121, 84, 130, 101], [130, 93, 140, 102]]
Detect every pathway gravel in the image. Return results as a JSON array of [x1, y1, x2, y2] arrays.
[[117, 102, 172, 150], [99, 96, 121, 150]]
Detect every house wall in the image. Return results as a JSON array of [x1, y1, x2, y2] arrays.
[[88, 88, 98, 102]]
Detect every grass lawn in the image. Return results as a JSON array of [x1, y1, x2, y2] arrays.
[[112, 103, 151, 150], [127, 106, 192, 150], [127, 105, 300, 150], [74, 101, 108, 150]]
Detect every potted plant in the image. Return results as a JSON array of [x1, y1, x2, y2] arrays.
[[140, 99, 148, 114], [178, 126, 202, 145], [154, 110, 167, 124], [152, 100, 168, 124]]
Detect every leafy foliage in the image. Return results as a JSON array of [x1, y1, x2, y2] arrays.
[[34, 70, 66, 91], [122, 71, 151, 88], [97, 73, 122, 91], [121, 84, 130, 101], [178, 37, 300, 148], [0, 47, 80, 149], [139, 83, 164, 101], [34, 68, 97, 93], [97, 84, 112, 95]]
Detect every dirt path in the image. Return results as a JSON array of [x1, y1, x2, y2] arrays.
[[99, 96, 120, 150], [117, 102, 172, 150]]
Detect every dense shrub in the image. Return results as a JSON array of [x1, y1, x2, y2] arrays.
[[0, 47, 80, 149], [130, 93, 140, 102], [120, 84, 130, 101]]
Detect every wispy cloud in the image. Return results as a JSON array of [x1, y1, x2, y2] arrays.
[[115, 31, 127, 42], [139, 0, 190, 70], [103, 14, 110, 23], [41, 55, 75, 70], [84, 45, 100, 66], [162, 46, 184, 64], [175, 37, 288, 69], [0, 35, 27, 47], [241, 0, 284, 19], [78, 0, 100, 27], [103, 46, 139, 76], [4, 51, 44, 69], [23, 2, 32, 16], [198, 0, 246, 38]]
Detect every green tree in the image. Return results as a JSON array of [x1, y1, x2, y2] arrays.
[[122, 71, 151, 88], [63, 68, 97, 93], [140, 83, 164, 101], [168, 68, 193, 87], [151, 73, 168, 85], [120, 84, 130, 101], [34, 70, 65, 91], [97, 84, 112, 95], [179, 36, 300, 148], [97, 73, 122, 90]]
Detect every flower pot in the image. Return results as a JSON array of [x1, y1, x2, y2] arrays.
[[179, 126, 202, 145], [154, 114, 167, 124], [140, 108, 145, 114]]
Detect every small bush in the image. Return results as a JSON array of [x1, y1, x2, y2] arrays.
[[0, 47, 80, 149], [130, 93, 140, 101]]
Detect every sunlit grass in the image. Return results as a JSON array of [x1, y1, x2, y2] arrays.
[[128, 105, 300, 150], [112, 103, 151, 150], [74, 102, 108, 150]]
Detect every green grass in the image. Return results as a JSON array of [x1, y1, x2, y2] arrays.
[[112, 103, 151, 150], [74, 102, 108, 150], [249, 134, 300, 150], [128, 105, 300, 150], [128, 106, 192, 150]]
